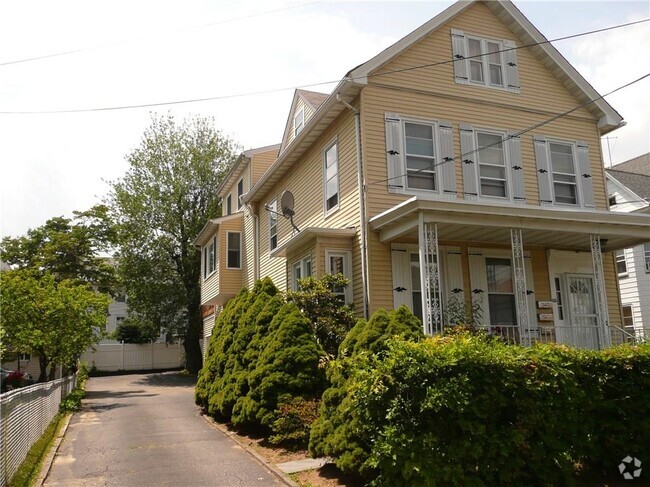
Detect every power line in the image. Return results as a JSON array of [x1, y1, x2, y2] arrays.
[[368, 72, 650, 186], [0, 17, 647, 115], [0, 2, 320, 67]]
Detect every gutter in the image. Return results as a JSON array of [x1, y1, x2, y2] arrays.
[[336, 94, 369, 319]]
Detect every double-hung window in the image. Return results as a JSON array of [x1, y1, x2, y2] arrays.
[[549, 142, 578, 205], [326, 250, 353, 303], [269, 200, 278, 250], [467, 37, 503, 87], [294, 108, 304, 137], [203, 236, 217, 279], [644, 243, 650, 273], [292, 256, 312, 290], [485, 257, 517, 327], [476, 131, 507, 198], [227, 232, 241, 269], [237, 179, 243, 209], [405, 122, 437, 191], [324, 141, 339, 213], [226, 195, 232, 215], [616, 249, 628, 275]]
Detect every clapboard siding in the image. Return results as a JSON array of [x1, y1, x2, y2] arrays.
[[252, 148, 280, 187]]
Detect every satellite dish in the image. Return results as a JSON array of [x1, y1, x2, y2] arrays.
[[281, 190, 295, 218]]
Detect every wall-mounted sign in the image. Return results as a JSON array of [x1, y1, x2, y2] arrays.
[[538, 313, 554, 322], [537, 301, 553, 309]]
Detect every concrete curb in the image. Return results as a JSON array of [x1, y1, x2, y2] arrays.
[[200, 411, 298, 487], [36, 412, 73, 486]]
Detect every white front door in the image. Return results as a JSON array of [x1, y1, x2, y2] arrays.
[[565, 274, 599, 349]]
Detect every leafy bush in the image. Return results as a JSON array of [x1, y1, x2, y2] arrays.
[[309, 306, 423, 472], [270, 397, 321, 446], [318, 333, 650, 485], [286, 274, 357, 356], [114, 316, 160, 344]]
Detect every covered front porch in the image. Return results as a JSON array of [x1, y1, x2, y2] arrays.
[[369, 197, 650, 350]]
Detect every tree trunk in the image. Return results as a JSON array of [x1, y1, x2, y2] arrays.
[[184, 307, 203, 373], [38, 353, 49, 382], [48, 364, 56, 381]]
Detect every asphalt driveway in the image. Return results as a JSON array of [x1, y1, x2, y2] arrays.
[[44, 372, 281, 486]]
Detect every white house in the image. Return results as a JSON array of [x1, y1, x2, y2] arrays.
[[606, 153, 650, 337]]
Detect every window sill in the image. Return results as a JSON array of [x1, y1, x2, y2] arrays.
[[203, 270, 218, 282]]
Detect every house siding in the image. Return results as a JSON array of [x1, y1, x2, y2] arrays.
[[619, 245, 650, 327]]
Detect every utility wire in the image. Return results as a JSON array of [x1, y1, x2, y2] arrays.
[[0, 2, 320, 67], [0, 17, 647, 114], [368, 72, 650, 186]]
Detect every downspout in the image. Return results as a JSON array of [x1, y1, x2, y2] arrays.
[[242, 199, 259, 283], [337, 94, 369, 319]]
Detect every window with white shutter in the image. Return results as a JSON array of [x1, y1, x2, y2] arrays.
[[384, 114, 455, 197], [450, 30, 520, 94], [533, 137, 595, 209]]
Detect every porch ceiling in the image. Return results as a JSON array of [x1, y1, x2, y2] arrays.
[[369, 197, 650, 251]]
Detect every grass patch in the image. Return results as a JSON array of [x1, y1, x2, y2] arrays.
[[8, 413, 66, 487]]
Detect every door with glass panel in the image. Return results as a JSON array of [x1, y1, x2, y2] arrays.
[[565, 274, 599, 349], [485, 257, 518, 342]]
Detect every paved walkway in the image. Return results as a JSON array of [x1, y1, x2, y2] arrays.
[[44, 372, 281, 487]]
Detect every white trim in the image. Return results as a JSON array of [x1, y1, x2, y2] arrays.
[[226, 231, 242, 269], [464, 34, 509, 91], [325, 249, 353, 304], [473, 126, 514, 202], [291, 255, 313, 291], [323, 137, 340, 217], [294, 107, 305, 137], [268, 199, 278, 251]]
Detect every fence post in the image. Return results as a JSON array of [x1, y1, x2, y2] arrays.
[[151, 341, 154, 370], [121, 341, 125, 370]]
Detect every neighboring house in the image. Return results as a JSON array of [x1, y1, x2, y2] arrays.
[[196, 0, 649, 358], [606, 153, 650, 337]]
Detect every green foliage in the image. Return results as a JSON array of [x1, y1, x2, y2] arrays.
[[114, 316, 160, 344], [270, 397, 321, 446], [0, 205, 117, 292], [309, 306, 423, 471], [110, 113, 239, 373], [59, 388, 86, 413], [286, 274, 357, 356], [444, 292, 484, 327], [196, 278, 326, 445], [1, 269, 110, 382], [318, 334, 650, 485]]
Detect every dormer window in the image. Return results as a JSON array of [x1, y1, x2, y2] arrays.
[[294, 108, 305, 137], [237, 179, 243, 209]]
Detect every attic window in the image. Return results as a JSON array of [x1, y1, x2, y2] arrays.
[[294, 108, 305, 136], [608, 195, 617, 206]]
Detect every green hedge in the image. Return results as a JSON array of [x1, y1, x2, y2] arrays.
[[321, 333, 650, 485]]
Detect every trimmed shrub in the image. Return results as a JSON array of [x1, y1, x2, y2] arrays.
[[321, 334, 650, 485], [270, 397, 321, 446], [233, 301, 325, 428], [309, 306, 423, 472]]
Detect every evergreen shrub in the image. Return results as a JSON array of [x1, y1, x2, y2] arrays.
[[318, 333, 650, 485]]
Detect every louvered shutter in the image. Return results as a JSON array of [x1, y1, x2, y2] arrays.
[[443, 249, 464, 302], [576, 142, 595, 208], [451, 29, 469, 84], [468, 251, 490, 326], [385, 113, 405, 190], [502, 39, 520, 93], [392, 247, 412, 310], [507, 131, 526, 203], [533, 136, 553, 205], [438, 120, 457, 197], [460, 124, 478, 199]]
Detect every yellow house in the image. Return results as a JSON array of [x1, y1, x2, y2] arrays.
[[196, 0, 649, 355]]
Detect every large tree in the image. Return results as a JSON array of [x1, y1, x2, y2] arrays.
[[1, 270, 110, 381], [109, 114, 238, 373], [0, 205, 116, 291]]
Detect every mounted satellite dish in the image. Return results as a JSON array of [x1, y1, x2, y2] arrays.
[[280, 190, 300, 234], [281, 190, 295, 218]]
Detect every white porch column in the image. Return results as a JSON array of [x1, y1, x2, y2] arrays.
[[510, 228, 531, 346], [418, 212, 443, 335], [590, 235, 611, 348]]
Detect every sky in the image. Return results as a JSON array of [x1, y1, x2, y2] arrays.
[[1, 0, 648, 238]]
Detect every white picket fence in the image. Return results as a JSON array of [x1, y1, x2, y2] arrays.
[[80, 342, 183, 372], [0, 374, 77, 486]]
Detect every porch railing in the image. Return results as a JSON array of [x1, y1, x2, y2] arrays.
[[475, 324, 650, 350]]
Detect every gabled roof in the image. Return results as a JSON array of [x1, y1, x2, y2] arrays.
[[278, 89, 329, 154], [607, 169, 650, 201], [610, 153, 649, 176], [245, 0, 624, 204], [347, 0, 623, 133], [193, 213, 244, 247], [216, 143, 281, 198]]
